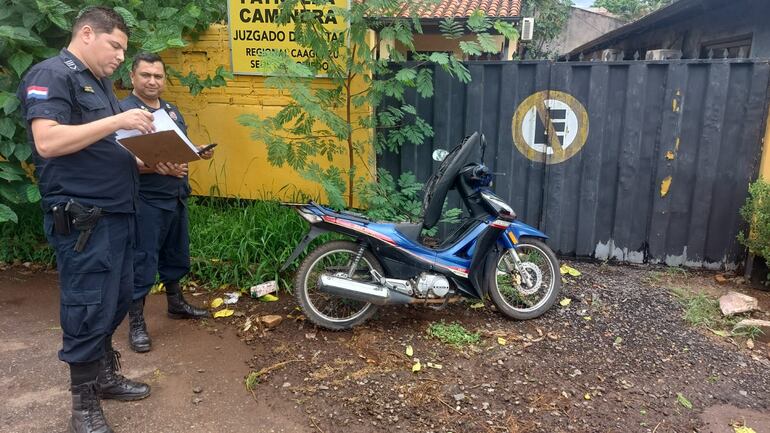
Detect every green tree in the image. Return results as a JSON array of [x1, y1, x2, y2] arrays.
[[592, 0, 674, 21], [238, 1, 518, 210], [521, 0, 572, 59], [0, 0, 230, 223]]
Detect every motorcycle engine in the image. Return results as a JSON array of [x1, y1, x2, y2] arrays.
[[415, 273, 450, 298]]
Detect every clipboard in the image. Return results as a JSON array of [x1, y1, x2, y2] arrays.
[[115, 109, 203, 167]]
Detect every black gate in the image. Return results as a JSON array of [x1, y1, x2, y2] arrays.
[[378, 59, 770, 268]]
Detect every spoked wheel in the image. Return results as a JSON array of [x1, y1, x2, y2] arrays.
[[488, 237, 561, 320], [294, 240, 382, 330]]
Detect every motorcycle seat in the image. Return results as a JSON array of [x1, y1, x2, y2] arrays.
[[337, 210, 371, 224], [395, 222, 422, 243]]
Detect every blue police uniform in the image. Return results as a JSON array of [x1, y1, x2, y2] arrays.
[[118, 94, 191, 300], [17, 49, 138, 365]]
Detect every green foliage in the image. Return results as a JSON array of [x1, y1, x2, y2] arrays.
[[428, 321, 481, 347], [739, 179, 770, 281], [237, 0, 518, 209], [0, 203, 54, 265], [169, 65, 233, 96], [187, 197, 326, 291], [359, 169, 461, 236], [0, 0, 227, 223], [521, 0, 572, 59], [592, 0, 674, 21]]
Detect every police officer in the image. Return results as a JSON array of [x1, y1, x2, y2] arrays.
[[120, 52, 213, 353], [17, 7, 154, 433]]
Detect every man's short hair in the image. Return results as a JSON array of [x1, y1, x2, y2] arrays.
[[73, 6, 130, 38], [131, 52, 165, 72]]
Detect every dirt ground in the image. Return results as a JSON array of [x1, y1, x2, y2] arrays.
[[0, 267, 308, 433], [2, 261, 770, 433]]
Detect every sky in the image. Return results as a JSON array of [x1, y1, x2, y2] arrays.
[[572, 0, 595, 7]]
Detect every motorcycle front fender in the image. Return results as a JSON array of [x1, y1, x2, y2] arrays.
[[468, 224, 506, 294]]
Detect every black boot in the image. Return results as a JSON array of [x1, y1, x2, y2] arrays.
[[165, 281, 210, 319], [69, 381, 113, 433], [97, 349, 151, 401], [128, 298, 151, 353]]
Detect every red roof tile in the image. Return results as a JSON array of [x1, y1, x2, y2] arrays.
[[401, 0, 522, 19]]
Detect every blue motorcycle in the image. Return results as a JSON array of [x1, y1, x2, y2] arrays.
[[281, 132, 561, 330]]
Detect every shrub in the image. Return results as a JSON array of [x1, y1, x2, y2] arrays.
[[0, 203, 53, 265], [738, 179, 770, 280]]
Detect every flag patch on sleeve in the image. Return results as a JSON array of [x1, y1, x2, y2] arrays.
[[26, 86, 49, 100]]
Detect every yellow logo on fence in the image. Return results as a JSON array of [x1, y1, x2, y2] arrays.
[[227, 0, 349, 76], [511, 91, 589, 164]]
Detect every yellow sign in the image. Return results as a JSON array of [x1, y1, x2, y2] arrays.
[[511, 90, 589, 164], [227, 0, 349, 75]]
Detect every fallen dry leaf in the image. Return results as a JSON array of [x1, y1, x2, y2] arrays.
[[560, 265, 581, 277], [210, 298, 224, 309], [412, 359, 421, 373], [213, 308, 234, 318]]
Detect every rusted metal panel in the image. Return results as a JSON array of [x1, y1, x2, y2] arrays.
[[379, 59, 770, 268]]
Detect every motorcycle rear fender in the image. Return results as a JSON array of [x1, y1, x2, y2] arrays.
[[279, 225, 328, 272]]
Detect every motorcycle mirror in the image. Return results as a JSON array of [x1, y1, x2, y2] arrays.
[[432, 149, 449, 162]]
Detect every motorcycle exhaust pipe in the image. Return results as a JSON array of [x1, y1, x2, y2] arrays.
[[317, 274, 414, 305]]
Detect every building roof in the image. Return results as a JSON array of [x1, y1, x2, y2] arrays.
[[402, 0, 522, 19], [563, 0, 723, 59], [574, 6, 623, 19]]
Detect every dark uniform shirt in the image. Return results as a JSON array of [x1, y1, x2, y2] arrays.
[[17, 48, 138, 213], [119, 94, 192, 210]]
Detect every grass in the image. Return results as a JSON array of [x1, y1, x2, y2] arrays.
[[670, 287, 763, 339], [671, 288, 723, 329], [0, 198, 322, 293], [245, 371, 261, 390], [645, 266, 689, 285], [187, 197, 332, 291], [427, 321, 480, 347]]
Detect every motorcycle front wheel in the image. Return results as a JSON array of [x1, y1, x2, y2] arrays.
[[488, 237, 561, 320], [294, 240, 382, 330]]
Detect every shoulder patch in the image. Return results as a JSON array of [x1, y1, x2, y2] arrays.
[[63, 59, 77, 70], [26, 86, 49, 100]]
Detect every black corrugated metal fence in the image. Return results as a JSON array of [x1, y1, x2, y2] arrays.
[[378, 60, 770, 268]]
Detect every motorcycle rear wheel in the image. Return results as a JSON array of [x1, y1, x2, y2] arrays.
[[294, 240, 382, 330], [488, 237, 561, 320]]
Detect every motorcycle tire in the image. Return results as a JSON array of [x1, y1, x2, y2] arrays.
[[294, 240, 383, 330], [488, 237, 562, 320]]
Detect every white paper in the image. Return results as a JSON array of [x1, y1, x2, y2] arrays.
[[115, 109, 198, 153]]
